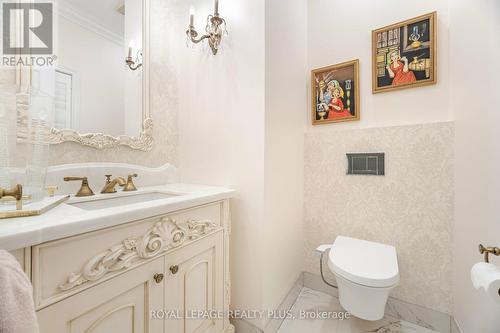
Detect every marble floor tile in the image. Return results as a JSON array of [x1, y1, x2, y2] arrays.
[[277, 288, 441, 333], [385, 298, 450, 333], [338, 316, 438, 333], [232, 318, 263, 333], [277, 288, 342, 333]]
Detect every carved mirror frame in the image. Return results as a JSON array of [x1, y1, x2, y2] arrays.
[[16, 0, 153, 151]]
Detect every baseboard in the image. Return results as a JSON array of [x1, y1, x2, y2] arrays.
[[303, 271, 338, 297]]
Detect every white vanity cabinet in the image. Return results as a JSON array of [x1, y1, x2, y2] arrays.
[[17, 200, 234, 333], [36, 256, 165, 333], [164, 231, 224, 333]]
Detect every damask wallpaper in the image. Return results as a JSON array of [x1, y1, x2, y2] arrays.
[[304, 122, 454, 314]]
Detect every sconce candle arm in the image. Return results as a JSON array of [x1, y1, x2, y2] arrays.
[[126, 50, 143, 71], [186, 27, 211, 44], [185, 8, 227, 55]]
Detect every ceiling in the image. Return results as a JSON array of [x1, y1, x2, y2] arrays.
[[56, 0, 126, 35]]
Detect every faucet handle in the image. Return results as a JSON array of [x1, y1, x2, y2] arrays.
[[64, 177, 95, 197], [0, 184, 24, 210], [0, 184, 23, 201], [123, 173, 138, 192]]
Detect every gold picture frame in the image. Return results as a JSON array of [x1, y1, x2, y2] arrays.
[[311, 59, 360, 125], [372, 12, 437, 94]]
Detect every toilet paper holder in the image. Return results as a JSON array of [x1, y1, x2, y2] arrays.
[[479, 244, 500, 263]]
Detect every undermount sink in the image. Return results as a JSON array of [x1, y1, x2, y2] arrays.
[[69, 192, 178, 211]]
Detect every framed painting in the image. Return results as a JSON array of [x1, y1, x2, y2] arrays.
[[311, 59, 360, 125], [372, 12, 437, 93]]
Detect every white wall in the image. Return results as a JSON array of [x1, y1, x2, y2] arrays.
[[263, 0, 307, 319], [451, 1, 500, 332], [57, 16, 125, 136], [174, 0, 267, 327], [307, 0, 451, 131], [176, 0, 307, 329]]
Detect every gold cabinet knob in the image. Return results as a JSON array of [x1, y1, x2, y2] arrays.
[[153, 273, 164, 283], [169, 265, 179, 275]]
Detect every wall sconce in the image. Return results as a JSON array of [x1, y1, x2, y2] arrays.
[[186, 0, 227, 55], [125, 41, 143, 71]]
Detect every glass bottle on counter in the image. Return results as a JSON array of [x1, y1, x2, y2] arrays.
[[24, 88, 53, 203], [0, 85, 17, 207]]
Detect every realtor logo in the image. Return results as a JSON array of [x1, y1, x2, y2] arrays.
[[1, 1, 56, 67], [2, 1, 53, 55]]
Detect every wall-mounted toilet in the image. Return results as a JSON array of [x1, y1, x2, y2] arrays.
[[327, 236, 399, 321]]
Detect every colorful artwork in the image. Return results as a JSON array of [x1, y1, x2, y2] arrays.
[[311, 59, 360, 125], [372, 12, 437, 93]]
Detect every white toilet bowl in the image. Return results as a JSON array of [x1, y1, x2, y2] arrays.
[[327, 236, 399, 321]]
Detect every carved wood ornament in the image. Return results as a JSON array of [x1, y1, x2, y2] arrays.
[[59, 217, 219, 291]]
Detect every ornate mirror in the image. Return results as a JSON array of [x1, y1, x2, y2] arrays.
[[16, 0, 152, 151]]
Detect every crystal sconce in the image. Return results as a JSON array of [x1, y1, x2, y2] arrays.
[[125, 41, 143, 71], [186, 0, 227, 55]]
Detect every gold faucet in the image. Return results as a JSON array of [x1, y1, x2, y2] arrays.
[[101, 175, 126, 194], [64, 177, 95, 197], [123, 174, 138, 192]]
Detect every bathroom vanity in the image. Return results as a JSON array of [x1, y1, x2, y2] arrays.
[[2, 164, 235, 333]]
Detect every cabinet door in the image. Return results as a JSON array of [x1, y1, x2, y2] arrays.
[[165, 231, 224, 333], [37, 257, 164, 333]]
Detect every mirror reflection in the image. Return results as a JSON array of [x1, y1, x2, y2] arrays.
[[42, 0, 144, 137]]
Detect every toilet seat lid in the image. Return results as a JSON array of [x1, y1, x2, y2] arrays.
[[329, 236, 399, 288]]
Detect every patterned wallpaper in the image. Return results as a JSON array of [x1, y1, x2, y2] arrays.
[[304, 122, 454, 314]]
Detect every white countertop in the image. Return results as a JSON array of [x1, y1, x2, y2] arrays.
[[0, 184, 235, 251]]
